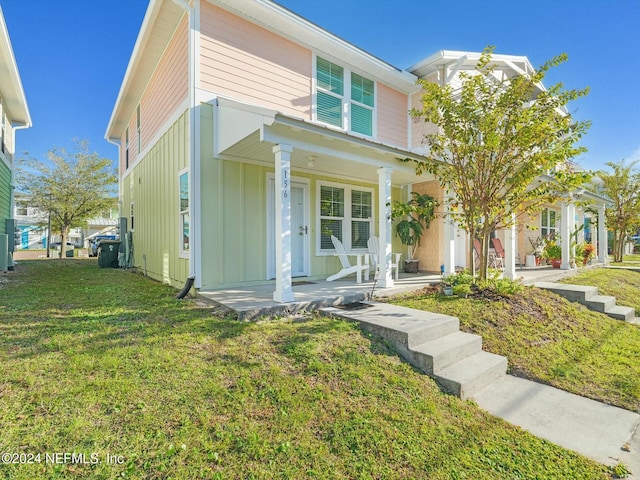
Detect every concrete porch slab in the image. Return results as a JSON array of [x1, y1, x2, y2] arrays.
[[197, 272, 441, 320]]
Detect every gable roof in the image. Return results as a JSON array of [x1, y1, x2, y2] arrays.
[[0, 6, 31, 127], [105, 0, 420, 141], [408, 50, 536, 80]]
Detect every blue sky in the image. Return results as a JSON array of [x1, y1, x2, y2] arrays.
[[2, 0, 639, 172]]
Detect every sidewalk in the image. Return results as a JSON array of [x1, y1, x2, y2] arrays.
[[474, 375, 639, 475]]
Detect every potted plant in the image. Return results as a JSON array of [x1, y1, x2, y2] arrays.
[[390, 192, 438, 273], [576, 242, 595, 265], [542, 240, 562, 268]]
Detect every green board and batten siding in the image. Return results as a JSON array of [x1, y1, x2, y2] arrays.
[[199, 103, 403, 290], [0, 160, 11, 235], [121, 110, 190, 288], [125, 104, 403, 290]]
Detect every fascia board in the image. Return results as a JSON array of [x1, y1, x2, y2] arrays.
[[0, 7, 31, 127]]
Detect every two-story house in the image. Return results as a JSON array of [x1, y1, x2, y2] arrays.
[[106, 0, 607, 301], [0, 6, 31, 270]]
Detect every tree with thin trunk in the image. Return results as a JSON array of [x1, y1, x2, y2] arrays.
[[599, 160, 640, 262], [407, 46, 591, 279], [18, 140, 117, 258]]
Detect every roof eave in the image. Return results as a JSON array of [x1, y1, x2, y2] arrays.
[[0, 6, 31, 127]]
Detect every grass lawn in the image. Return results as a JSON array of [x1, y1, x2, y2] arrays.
[[611, 253, 640, 266], [394, 281, 640, 414], [0, 260, 614, 479], [559, 267, 640, 315]]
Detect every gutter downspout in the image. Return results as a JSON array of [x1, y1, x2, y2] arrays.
[[173, 0, 201, 292], [105, 137, 123, 223], [10, 122, 31, 267]]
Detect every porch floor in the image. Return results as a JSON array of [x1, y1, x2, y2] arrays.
[[197, 264, 603, 320]]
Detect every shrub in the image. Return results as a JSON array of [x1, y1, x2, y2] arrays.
[[447, 270, 474, 286]]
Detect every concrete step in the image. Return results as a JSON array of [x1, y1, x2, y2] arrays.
[[534, 282, 598, 302], [321, 302, 459, 360], [409, 331, 482, 375], [606, 305, 636, 322], [585, 295, 617, 313], [435, 351, 508, 400], [534, 282, 637, 323]]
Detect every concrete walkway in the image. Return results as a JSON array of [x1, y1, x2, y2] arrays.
[[324, 301, 640, 475], [474, 375, 639, 473]]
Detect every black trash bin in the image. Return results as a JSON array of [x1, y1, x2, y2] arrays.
[[97, 240, 121, 268]]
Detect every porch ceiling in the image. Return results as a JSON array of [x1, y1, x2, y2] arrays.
[[215, 99, 435, 186]]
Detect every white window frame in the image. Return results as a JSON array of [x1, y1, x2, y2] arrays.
[[130, 201, 135, 232], [316, 180, 374, 256], [178, 168, 190, 257], [541, 208, 557, 238], [312, 55, 377, 139], [136, 104, 141, 154]]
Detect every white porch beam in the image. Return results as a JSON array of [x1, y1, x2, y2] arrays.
[[446, 55, 468, 83], [560, 202, 571, 269], [503, 215, 517, 279], [272, 144, 295, 303], [597, 205, 607, 263], [377, 167, 393, 288]]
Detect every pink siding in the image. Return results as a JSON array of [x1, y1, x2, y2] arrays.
[[377, 83, 408, 148], [141, 17, 189, 151], [410, 90, 439, 149], [121, 16, 189, 174], [200, 3, 311, 119]]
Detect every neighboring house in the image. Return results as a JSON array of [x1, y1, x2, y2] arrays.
[[105, 0, 606, 301], [0, 6, 31, 267], [408, 51, 609, 274], [13, 192, 119, 249]]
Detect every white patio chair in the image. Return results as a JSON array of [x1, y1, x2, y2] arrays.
[[367, 236, 401, 280], [326, 236, 370, 283]]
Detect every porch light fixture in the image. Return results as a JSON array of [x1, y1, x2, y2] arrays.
[[306, 155, 317, 168]]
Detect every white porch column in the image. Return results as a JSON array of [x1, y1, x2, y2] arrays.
[[272, 144, 295, 303], [503, 214, 517, 279], [591, 212, 598, 259], [569, 202, 577, 267], [560, 202, 571, 269], [577, 208, 585, 243], [597, 205, 607, 264], [443, 193, 456, 276], [377, 167, 393, 288]]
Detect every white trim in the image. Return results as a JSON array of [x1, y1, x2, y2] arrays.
[[266, 173, 310, 279], [120, 98, 190, 182], [129, 201, 135, 232], [315, 179, 375, 256], [178, 167, 190, 259], [313, 54, 377, 140]]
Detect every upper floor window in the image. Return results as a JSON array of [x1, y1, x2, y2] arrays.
[[315, 57, 375, 137], [136, 104, 141, 154], [125, 127, 130, 169]]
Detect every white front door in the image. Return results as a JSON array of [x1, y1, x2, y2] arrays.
[[267, 177, 309, 279]]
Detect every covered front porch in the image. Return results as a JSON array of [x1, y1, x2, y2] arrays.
[[213, 98, 435, 303]]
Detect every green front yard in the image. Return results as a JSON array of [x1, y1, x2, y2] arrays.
[[0, 261, 613, 479]]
